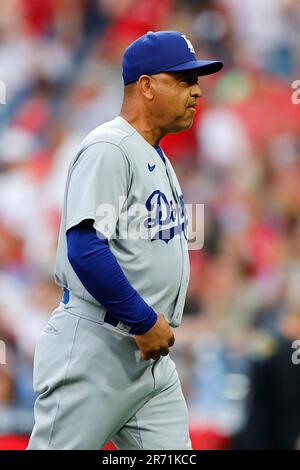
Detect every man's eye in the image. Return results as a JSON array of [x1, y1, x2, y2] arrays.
[[181, 78, 197, 86]]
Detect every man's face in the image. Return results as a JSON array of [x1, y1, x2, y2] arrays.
[[150, 70, 202, 133]]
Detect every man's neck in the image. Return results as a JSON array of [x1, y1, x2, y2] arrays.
[[119, 110, 166, 147]]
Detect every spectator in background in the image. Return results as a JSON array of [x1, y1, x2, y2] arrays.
[[233, 304, 300, 449], [0, 367, 14, 405]]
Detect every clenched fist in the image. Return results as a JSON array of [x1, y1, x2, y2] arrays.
[[134, 313, 175, 360]]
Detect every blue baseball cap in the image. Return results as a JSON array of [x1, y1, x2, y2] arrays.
[[122, 30, 223, 86]]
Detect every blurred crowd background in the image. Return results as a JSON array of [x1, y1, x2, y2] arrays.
[[0, 0, 300, 450]]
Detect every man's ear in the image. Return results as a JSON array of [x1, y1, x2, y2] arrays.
[[138, 75, 154, 100]]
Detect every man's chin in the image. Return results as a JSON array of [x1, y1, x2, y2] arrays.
[[169, 117, 194, 134], [172, 118, 194, 133]]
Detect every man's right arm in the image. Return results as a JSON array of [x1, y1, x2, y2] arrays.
[[67, 219, 174, 360]]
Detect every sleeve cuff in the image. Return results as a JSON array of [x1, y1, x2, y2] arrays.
[[129, 308, 158, 335]]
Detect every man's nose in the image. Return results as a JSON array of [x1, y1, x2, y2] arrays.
[[191, 83, 202, 98]]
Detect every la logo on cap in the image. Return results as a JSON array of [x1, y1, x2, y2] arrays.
[[181, 34, 195, 54]]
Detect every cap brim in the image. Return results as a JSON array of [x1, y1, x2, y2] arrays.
[[164, 59, 223, 76]]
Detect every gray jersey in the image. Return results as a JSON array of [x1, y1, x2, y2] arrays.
[[55, 116, 190, 327]]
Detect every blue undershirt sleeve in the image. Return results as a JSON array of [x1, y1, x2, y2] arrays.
[[66, 220, 157, 335]]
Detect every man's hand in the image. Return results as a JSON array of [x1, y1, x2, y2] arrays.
[[134, 313, 175, 360]]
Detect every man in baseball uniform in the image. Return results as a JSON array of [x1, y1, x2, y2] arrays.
[[28, 31, 223, 450]]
